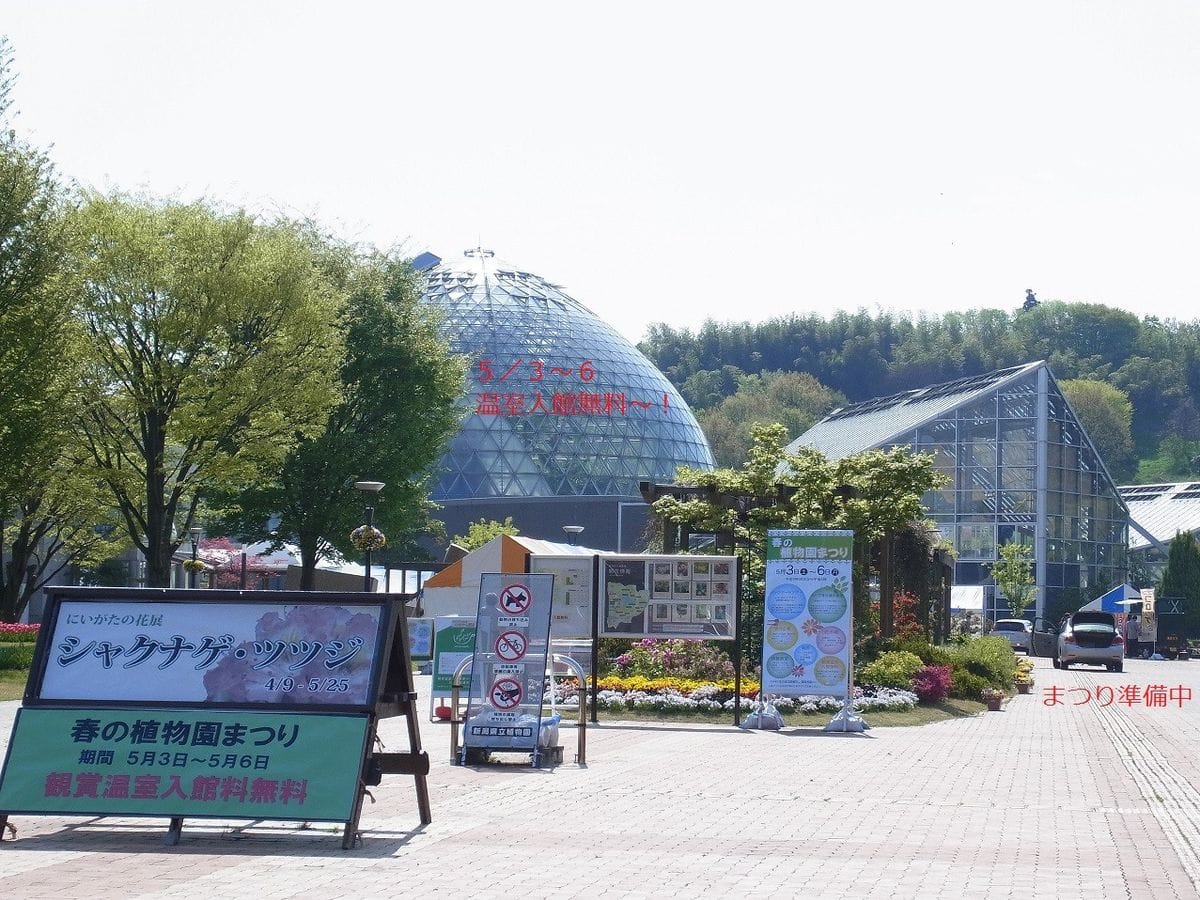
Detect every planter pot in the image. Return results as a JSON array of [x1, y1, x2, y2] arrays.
[[1016, 682, 1032, 694], [985, 696, 1003, 711]]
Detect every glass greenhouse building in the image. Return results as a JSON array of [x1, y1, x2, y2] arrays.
[[786, 361, 1130, 621], [418, 249, 714, 550]]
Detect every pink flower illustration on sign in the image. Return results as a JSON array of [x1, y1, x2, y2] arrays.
[[203, 605, 380, 705], [801, 617, 822, 636]]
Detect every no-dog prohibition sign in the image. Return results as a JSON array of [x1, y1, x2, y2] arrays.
[[498, 583, 532, 615]]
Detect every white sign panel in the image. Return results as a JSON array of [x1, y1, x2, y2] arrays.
[[529, 555, 593, 639], [39, 599, 385, 706]]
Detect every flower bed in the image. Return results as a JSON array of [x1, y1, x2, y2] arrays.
[[0, 623, 40, 643], [547, 675, 917, 716]]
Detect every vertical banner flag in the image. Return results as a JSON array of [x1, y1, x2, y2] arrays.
[[762, 530, 854, 698], [461, 574, 555, 756], [1139, 587, 1157, 643]]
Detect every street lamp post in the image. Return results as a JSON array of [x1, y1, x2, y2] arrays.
[[188, 526, 202, 589], [354, 481, 386, 592]]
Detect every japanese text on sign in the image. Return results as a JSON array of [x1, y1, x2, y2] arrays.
[[38, 600, 384, 707], [1042, 684, 1193, 707]]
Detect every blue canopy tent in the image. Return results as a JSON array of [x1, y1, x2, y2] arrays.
[[1080, 583, 1141, 613]]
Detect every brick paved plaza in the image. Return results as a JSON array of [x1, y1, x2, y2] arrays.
[[2, 656, 1198, 899]]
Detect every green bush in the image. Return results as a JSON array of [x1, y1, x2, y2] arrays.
[[949, 669, 988, 699], [893, 637, 963, 668], [0, 644, 35, 670], [859, 650, 924, 689], [939, 636, 1015, 689]]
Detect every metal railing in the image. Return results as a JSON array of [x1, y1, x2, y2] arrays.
[[450, 653, 587, 765]]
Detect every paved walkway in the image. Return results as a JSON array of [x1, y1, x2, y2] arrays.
[[1, 656, 1198, 898]]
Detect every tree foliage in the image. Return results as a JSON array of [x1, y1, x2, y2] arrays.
[[640, 301, 1200, 481], [988, 540, 1035, 619], [0, 46, 78, 512], [0, 440, 127, 622], [0, 38, 120, 620], [452, 517, 520, 551], [1159, 531, 1200, 637], [698, 370, 843, 467], [72, 194, 344, 587], [214, 250, 465, 586], [1059, 378, 1135, 482]]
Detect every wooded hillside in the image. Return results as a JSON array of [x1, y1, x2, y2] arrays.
[[639, 301, 1200, 482]]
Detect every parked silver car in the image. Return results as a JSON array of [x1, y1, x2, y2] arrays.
[[1054, 611, 1124, 672], [993, 618, 1034, 653]]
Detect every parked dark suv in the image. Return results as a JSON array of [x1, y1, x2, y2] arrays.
[[1054, 611, 1124, 672]]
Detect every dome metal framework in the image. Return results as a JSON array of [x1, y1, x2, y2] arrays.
[[421, 249, 713, 505]]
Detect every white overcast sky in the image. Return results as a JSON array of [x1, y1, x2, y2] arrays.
[[2, 2, 1198, 343]]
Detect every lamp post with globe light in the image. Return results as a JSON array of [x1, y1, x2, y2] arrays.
[[353, 481, 386, 592], [188, 526, 202, 589]]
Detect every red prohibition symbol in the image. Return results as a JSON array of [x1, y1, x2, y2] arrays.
[[498, 583, 532, 615], [495, 630, 528, 662], [490, 677, 523, 710]]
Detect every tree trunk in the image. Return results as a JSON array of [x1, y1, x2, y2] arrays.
[[298, 534, 320, 590], [144, 543, 176, 588]]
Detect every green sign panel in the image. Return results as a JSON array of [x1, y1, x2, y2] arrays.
[[0, 707, 369, 822], [432, 617, 476, 693]]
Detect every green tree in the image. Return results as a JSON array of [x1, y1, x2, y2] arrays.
[[1159, 531, 1200, 638], [1059, 378, 1135, 481], [988, 540, 1035, 619], [72, 194, 344, 587], [699, 371, 842, 467], [452, 517, 520, 551], [0, 41, 78, 512], [0, 451, 126, 621], [215, 250, 465, 588], [1134, 435, 1200, 483]]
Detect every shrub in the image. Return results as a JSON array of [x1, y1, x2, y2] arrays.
[[912, 664, 952, 703], [0, 644, 35, 670], [612, 639, 735, 681], [942, 636, 1016, 688], [949, 669, 988, 700], [859, 650, 924, 689]]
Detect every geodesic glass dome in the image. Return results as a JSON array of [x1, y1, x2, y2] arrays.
[[420, 249, 713, 504]]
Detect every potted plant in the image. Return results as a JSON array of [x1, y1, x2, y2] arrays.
[[1013, 659, 1034, 694], [981, 687, 1005, 711]]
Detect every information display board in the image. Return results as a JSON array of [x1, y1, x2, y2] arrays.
[[35, 598, 387, 708], [760, 531, 854, 698], [1, 588, 432, 846], [0, 707, 368, 821], [460, 574, 554, 758], [600, 555, 737, 639], [528, 555, 593, 639]]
